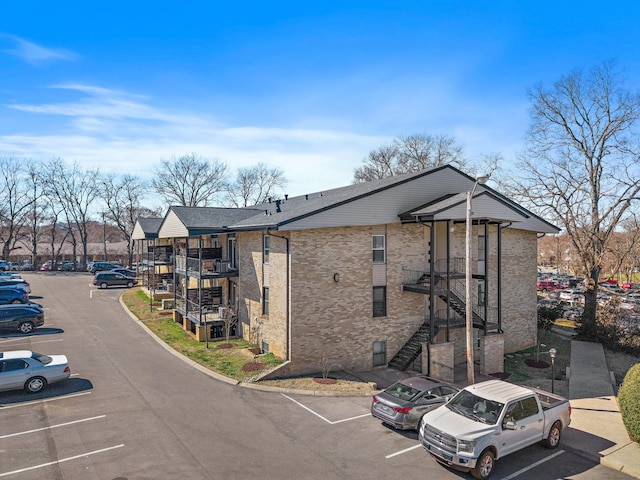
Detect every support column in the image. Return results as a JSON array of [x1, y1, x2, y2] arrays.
[[479, 334, 504, 375], [426, 342, 455, 383]]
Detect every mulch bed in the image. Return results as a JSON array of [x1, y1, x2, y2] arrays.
[[525, 359, 550, 369], [216, 343, 235, 349], [313, 377, 338, 384], [488, 372, 511, 380], [242, 362, 266, 372]]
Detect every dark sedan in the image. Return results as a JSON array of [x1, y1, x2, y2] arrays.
[[371, 376, 459, 430], [0, 303, 45, 333]]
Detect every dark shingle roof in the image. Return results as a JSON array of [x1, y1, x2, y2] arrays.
[[230, 166, 449, 229], [168, 206, 262, 233], [136, 217, 163, 236]]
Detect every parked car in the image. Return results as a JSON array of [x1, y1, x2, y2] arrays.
[[0, 279, 31, 294], [89, 261, 117, 274], [0, 304, 45, 333], [0, 270, 22, 280], [0, 350, 70, 393], [0, 260, 8, 271], [0, 288, 30, 304], [371, 376, 460, 431], [59, 261, 75, 271], [93, 271, 138, 289], [40, 261, 53, 271], [536, 279, 564, 292], [106, 268, 136, 277]]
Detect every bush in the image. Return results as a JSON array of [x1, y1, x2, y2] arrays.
[[619, 363, 640, 442], [538, 302, 564, 330]]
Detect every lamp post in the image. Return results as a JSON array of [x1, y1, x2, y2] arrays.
[[549, 348, 557, 393], [466, 174, 490, 386]]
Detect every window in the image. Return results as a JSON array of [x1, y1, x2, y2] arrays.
[[521, 397, 540, 418], [477, 281, 485, 306], [1, 359, 28, 372], [373, 340, 386, 367], [372, 235, 386, 264], [262, 287, 269, 315], [373, 286, 386, 317], [263, 235, 270, 264]]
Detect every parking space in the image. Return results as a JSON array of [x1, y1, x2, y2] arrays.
[[277, 393, 633, 480]]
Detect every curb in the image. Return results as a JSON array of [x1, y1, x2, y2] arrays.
[[119, 295, 375, 397]]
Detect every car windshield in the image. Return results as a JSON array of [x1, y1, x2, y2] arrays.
[[31, 352, 53, 365], [447, 390, 504, 425], [383, 382, 421, 401]]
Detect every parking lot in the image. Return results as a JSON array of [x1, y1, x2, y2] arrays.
[[0, 273, 634, 479]]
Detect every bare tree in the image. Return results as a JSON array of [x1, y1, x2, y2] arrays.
[[513, 60, 640, 337], [41, 159, 100, 268], [353, 133, 464, 183], [225, 163, 288, 207], [24, 161, 47, 266], [0, 157, 35, 259], [99, 173, 155, 267], [151, 153, 228, 207]]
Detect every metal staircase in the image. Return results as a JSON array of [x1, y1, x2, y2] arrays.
[[388, 323, 432, 371]]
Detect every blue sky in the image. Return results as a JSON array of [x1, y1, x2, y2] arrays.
[[1, 1, 639, 204]]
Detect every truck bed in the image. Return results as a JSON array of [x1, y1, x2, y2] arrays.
[[526, 386, 569, 410]]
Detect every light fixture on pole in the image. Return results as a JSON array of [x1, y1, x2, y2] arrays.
[[466, 174, 490, 386], [549, 348, 557, 393]]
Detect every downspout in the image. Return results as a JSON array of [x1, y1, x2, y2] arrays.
[[267, 229, 291, 362]]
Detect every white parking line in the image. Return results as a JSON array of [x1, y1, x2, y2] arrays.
[[0, 392, 91, 410], [0, 338, 64, 345], [281, 393, 371, 425], [0, 415, 106, 439], [498, 450, 564, 480], [386, 443, 422, 458], [0, 444, 124, 477]]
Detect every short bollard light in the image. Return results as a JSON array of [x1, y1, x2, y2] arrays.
[[549, 348, 557, 394]]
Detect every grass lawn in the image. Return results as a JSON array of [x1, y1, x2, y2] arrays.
[[121, 288, 282, 381], [503, 326, 572, 383]]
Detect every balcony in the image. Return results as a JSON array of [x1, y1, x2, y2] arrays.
[[175, 256, 238, 278]]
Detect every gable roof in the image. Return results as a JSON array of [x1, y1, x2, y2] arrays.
[[154, 165, 560, 237], [405, 191, 530, 224], [158, 206, 261, 238], [131, 217, 162, 240]]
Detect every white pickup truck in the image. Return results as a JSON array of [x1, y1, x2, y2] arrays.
[[418, 379, 571, 480]]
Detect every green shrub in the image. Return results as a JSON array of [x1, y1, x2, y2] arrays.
[[619, 363, 640, 442], [538, 302, 564, 330]]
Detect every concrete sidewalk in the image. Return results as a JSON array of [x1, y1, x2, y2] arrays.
[[564, 340, 640, 478]]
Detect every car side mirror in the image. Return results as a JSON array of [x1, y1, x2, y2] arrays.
[[504, 421, 517, 430]]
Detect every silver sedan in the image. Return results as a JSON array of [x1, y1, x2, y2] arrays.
[[371, 376, 459, 431], [0, 350, 70, 393]]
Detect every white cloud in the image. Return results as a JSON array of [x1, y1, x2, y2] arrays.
[[1, 34, 78, 64]]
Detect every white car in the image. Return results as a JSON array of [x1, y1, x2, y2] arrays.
[[0, 350, 70, 393]]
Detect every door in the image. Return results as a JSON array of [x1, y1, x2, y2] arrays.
[[500, 397, 545, 455], [0, 359, 30, 390]]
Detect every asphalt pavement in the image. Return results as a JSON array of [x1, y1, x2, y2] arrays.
[[123, 295, 640, 478]]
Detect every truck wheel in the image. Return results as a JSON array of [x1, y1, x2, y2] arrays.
[[471, 449, 495, 480], [545, 421, 562, 449]]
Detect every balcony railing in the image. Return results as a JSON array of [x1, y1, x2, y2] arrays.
[[175, 256, 238, 276]]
